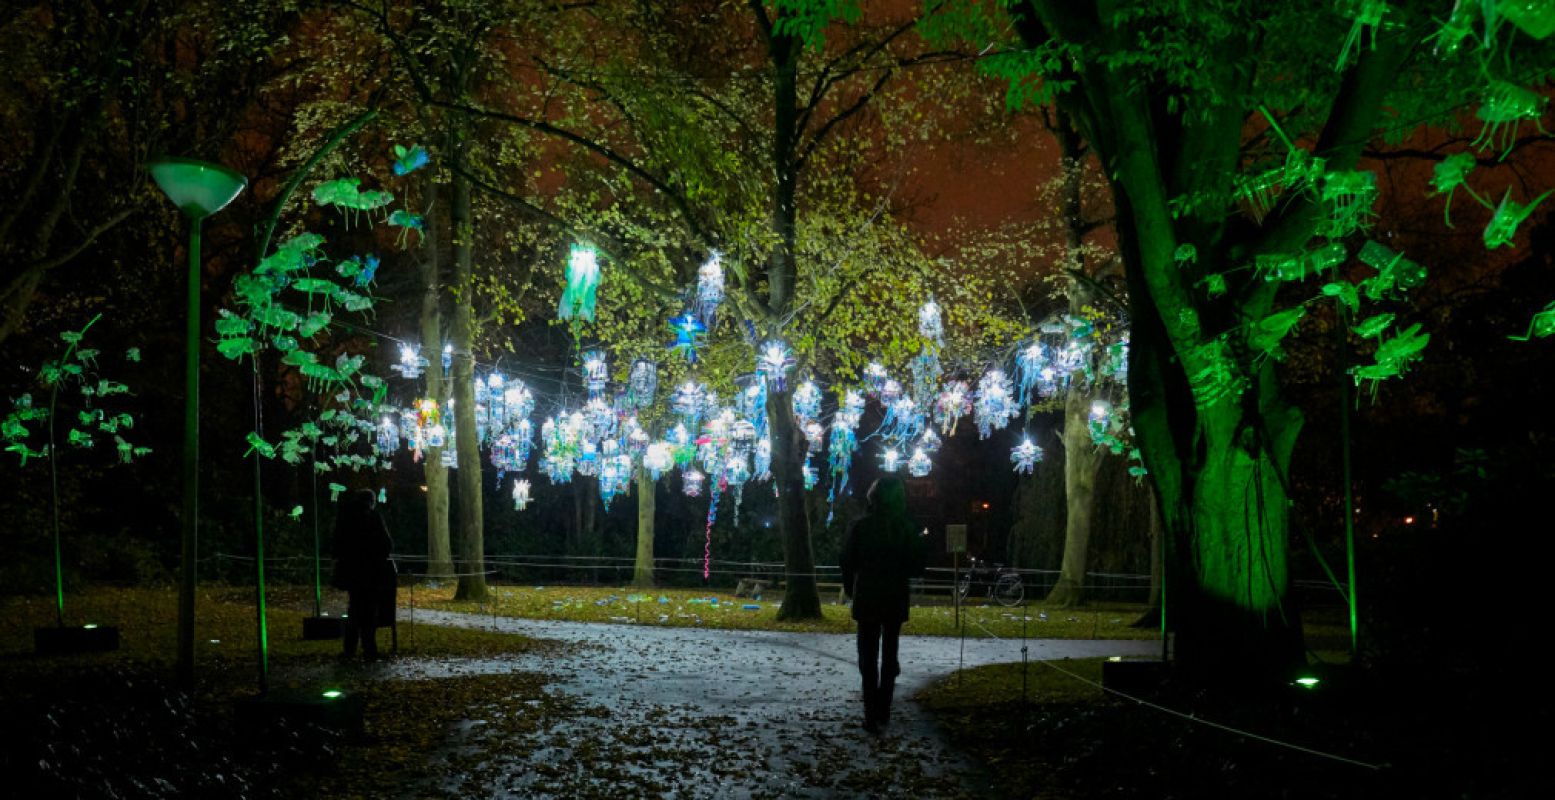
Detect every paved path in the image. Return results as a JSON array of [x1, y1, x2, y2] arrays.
[[377, 610, 1159, 798]]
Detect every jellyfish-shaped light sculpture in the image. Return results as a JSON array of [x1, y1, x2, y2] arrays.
[[1011, 438, 1043, 475], [559, 243, 601, 322], [512, 479, 532, 511], [149, 156, 247, 689]]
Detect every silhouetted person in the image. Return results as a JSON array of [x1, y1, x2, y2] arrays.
[[841, 477, 926, 733], [332, 489, 395, 659]]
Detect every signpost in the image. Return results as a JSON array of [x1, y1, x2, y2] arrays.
[[947, 523, 967, 627]]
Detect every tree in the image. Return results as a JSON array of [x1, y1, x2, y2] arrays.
[[964, 1, 1555, 675]]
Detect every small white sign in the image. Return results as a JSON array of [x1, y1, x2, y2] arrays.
[[946, 524, 967, 554]]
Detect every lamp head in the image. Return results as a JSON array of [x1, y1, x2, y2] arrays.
[[149, 156, 247, 220]]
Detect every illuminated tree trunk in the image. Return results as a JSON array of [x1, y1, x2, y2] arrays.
[[1122, 213, 1306, 678], [759, 12, 821, 620], [769, 387, 820, 619], [1047, 386, 1102, 607], [420, 169, 453, 579], [1044, 112, 1109, 608], [1133, 485, 1163, 628], [1010, 1, 1406, 676], [633, 468, 656, 587], [449, 138, 487, 603]]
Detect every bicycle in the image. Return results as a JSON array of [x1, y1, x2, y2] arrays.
[[955, 557, 1025, 607]]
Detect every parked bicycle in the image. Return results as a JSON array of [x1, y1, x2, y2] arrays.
[[955, 557, 1025, 607]]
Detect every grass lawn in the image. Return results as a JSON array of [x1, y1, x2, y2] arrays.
[[415, 582, 1159, 640], [914, 654, 1545, 800], [0, 585, 569, 799]]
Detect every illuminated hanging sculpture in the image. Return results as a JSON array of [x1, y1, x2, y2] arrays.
[[1015, 340, 1047, 402], [1503, 0, 1555, 38], [1429, 152, 1488, 227], [754, 437, 772, 481], [1474, 80, 1550, 160], [668, 312, 707, 363], [863, 362, 890, 396], [644, 442, 674, 480], [1351, 324, 1430, 398], [511, 479, 531, 510], [558, 243, 601, 322], [878, 396, 924, 444], [696, 252, 724, 329], [682, 468, 706, 497], [935, 381, 971, 435], [417, 399, 445, 448], [1319, 170, 1378, 238], [973, 370, 1019, 439], [792, 380, 821, 421], [627, 359, 658, 409], [311, 177, 394, 228], [376, 416, 400, 456], [880, 448, 902, 473], [918, 297, 943, 344], [1484, 188, 1552, 249], [1509, 301, 1555, 341], [672, 381, 707, 424], [583, 350, 609, 398], [1333, 0, 1389, 71], [387, 210, 424, 248], [758, 341, 795, 391], [908, 448, 932, 478], [1011, 437, 1043, 475], [392, 144, 430, 176]]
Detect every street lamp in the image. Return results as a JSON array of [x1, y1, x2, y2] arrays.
[[149, 156, 246, 687]]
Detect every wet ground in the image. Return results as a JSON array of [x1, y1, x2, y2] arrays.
[[328, 610, 1160, 798]]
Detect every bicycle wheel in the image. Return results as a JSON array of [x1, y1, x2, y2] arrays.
[[994, 574, 1024, 607]]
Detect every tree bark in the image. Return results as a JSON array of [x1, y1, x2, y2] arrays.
[[769, 387, 820, 619], [1047, 386, 1103, 607], [1132, 483, 1164, 628], [761, 12, 822, 620], [420, 169, 454, 579], [633, 468, 656, 587], [449, 134, 487, 602]]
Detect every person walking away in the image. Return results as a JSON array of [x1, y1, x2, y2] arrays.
[[841, 477, 926, 733], [332, 489, 396, 659]]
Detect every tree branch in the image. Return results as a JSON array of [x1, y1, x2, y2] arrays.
[[255, 108, 380, 262], [451, 162, 682, 304], [20, 207, 136, 276], [426, 98, 719, 254]]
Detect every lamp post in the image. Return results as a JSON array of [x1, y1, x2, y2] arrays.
[[149, 157, 246, 688]]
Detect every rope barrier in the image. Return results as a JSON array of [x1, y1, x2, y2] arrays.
[[962, 616, 1383, 771]]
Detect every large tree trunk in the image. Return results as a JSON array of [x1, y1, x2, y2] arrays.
[[420, 168, 453, 578], [633, 468, 656, 587], [449, 140, 487, 603], [1172, 402, 1302, 677], [769, 388, 820, 619], [1126, 248, 1305, 678], [762, 19, 821, 620], [1047, 387, 1103, 607], [1044, 110, 1108, 608], [1132, 483, 1164, 628]]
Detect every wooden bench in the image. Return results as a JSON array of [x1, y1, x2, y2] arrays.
[[776, 580, 847, 603]]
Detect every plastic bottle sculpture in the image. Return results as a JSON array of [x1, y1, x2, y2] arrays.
[[1011, 437, 1043, 475], [697, 252, 724, 329], [558, 243, 602, 322], [628, 359, 658, 409]]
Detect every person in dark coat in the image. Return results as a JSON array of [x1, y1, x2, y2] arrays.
[[840, 476, 927, 732], [331, 489, 396, 659]]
